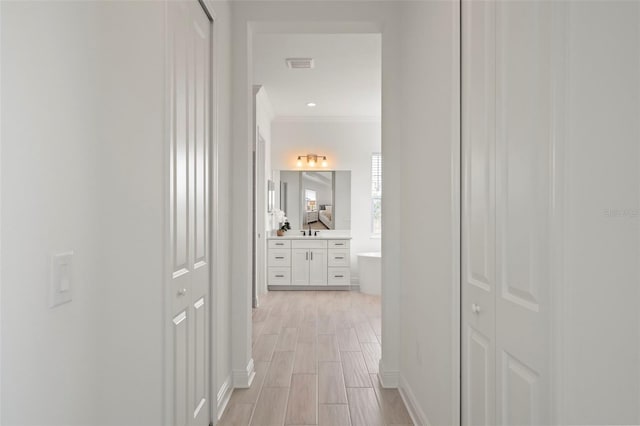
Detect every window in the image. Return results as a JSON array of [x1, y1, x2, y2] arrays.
[[371, 153, 382, 234], [305, 189, 317, 211]]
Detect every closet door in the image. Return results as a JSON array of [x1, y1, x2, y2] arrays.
[[168, 1, 211, 425], [462, 1, 554, 424], [461, 0, 496, 424], [494, 2, 553, 424]]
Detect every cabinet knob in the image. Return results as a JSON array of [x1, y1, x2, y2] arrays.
[[472, 303, 481, 314], [178, 288, 187, 297]]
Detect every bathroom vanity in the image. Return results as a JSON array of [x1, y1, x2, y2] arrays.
[[267, 234, 351, 289]]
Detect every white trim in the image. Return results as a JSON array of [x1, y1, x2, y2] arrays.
[[450, 0, 461, 424], [273, 115, 381, 123], [162, 2, 172, 425], [216, 375, 233, 421], [399, 375, 432, 426], [206, 4, 220, 425], [550, 2, 569, 424], [377, 360, 400, 388], [0, 0, 3, 421], [232, 358, 256, 389]]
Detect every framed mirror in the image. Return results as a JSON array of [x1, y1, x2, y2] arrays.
[[278, 170, 351, 230]]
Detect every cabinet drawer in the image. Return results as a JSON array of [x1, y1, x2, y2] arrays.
[[328, 240, 350, 249], [291, 240, 327, 249], [328, 268, 350, 285], [268, 239, 291, 249], [268, 250, 291, 267], [328, 249, 350, 267], [268, 268, 291, 285]]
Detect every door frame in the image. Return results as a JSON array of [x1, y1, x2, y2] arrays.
[[162, 1, 219, 425], [0, 2, 4, 421]]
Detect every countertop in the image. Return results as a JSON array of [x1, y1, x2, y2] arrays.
[[267, 232, 352, 240]]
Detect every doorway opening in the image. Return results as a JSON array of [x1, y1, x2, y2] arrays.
[[251, 31, 382, 297], [242, 28, 396, 424]]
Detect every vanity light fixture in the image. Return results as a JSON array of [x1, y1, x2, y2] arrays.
[[296, 154, 328, 168]]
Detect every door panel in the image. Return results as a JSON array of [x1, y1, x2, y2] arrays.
[[495, 1, 551, 424], [291, 249, 310, 285], [173, 311, 189, 426], [193, 298, 208, 421], [309, 249, 327, 285], [168, 1, 211, 425], [462, 1, 496, 424], [188, 5, 210, 425], [462, 1, 552, 424], [502, 352, 539, 425], [467, 328, 492, 426]]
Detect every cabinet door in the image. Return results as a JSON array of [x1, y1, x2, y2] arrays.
[[309, 249, 327, 285], [291, 249, 310, 285]]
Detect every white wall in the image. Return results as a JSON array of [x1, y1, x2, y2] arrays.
[[280, 171, 302, 230], [254, 86, 275, 297], [561, 2, 640, 423], [255, 87, 275, 231], [398, 2, 460, 424], [1, 3, 101, 424], [94, 3, 166, 424], [272, 120, 381, 278], [1, 1, 234, 424], [211, 1, 235, 412]]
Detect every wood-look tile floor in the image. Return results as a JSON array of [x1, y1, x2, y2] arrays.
[[219, 291, 413, 426]]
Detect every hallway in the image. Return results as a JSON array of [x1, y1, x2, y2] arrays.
[[220, 291, 412, 425]]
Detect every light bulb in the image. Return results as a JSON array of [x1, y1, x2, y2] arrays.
[[321, 157, 328, 167], [309, 159, 316, 167], [296, 156, 302, 167]]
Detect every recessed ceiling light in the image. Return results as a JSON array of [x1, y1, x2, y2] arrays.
[[306, 102, 317, 107]]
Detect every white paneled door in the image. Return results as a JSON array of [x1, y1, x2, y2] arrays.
[[461, 1, 496, 423], [168, 1, 211, 426], [462, 1, 553, 424]]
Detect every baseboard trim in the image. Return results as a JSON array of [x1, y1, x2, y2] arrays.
[[399, 375, 431, 426], [216, 375, 233, 420], [378, 361, 399, 388], [232, 358, 256, 389]]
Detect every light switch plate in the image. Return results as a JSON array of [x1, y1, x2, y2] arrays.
[[50, 251, 74, 308]]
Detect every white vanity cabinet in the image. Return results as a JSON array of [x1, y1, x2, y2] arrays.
[[291, 241, 327, 286], [268, 238, 350, 287]]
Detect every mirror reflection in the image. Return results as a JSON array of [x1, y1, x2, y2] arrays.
[[278, 170, 351, 231]]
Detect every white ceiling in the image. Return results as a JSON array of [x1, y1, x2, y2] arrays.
[[252, 33, 381, 118]]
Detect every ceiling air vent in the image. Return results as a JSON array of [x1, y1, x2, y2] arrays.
[[285, 58, 315, 69]]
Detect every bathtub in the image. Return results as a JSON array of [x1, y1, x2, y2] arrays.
[[357, 252, 381, 295]]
